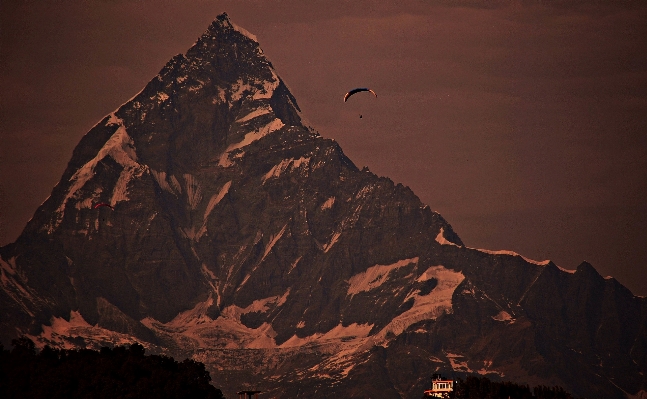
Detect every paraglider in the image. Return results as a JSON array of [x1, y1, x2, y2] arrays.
[[343, 88, 377, 102], [93, 203, 113, 210], [344, 88, 377, 118]]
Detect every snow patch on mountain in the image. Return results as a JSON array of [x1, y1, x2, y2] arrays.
[[219, 118, 285, 167], [347, 258, 419, 296], [343, 204, 363, 229], [247, 323, 278, 349], [288, 256, 302, 274], [437, 227, 552, 267], [201, 264, 220, 302], [263, 159, 292, 183], [167, 295, 215, 328], [230, 20, 258, 43], [474, 248, 550, 266], [323, 231, 341, 253], [230, 69, 279, 104], [32, 311, 138, 350], [230, 118, 285, 151], [355, 183, 375, 200], [321, 323, 374, 341], [144, 299, 373, 352], [230, 79, 251, 103], [374, 266, 465, 342], [238, 225, 288, 288], [223, 290, 291, 322], [262, 157, 311, 183], [446, 352, 473, 372], [111, 167, 136, 204], [48, 114, 146, 233], [435, 227, 461, 247], [492, 310, 515, 323], [188, 83, 203, 93], [151, 170, 174, 194], [75, 195, 98, 210], [236, 105, 271, 123], [212, 88, 227, 104], [142, 292, 290, 349], [150, 170, 168, 190], [304, 329, 374, 379], [205, 181, 232, 220], [416, 266, 439, 282], [0, 256, 38, 317], [253, 70, 280, 100], [262, 224, 287, 263], [291, 156, 310, 170], [279, 322, 374, 348], [209, 13, 258, 43], [321, 197, 335, 210]]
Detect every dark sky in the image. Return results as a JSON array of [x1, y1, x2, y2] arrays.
[[1, 1, 646, 295]]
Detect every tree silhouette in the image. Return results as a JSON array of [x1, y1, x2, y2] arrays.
[[0, 338, 224, 399]]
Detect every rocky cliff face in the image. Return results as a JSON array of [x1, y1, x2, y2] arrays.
[[1, 13, 646, 399]]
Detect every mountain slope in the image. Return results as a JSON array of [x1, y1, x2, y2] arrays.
[[1, 13, 645, 399]]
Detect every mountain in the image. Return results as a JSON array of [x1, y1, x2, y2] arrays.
[[1, 13, 646, 399]]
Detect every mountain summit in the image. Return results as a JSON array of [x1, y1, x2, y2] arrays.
[[1, 13, 645, 399]]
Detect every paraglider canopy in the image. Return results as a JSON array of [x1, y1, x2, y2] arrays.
[[343, 88, 377, 102], [93, 203, 113, 210]]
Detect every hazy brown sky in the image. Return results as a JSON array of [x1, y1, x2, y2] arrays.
[[1, 0, 646, 295]]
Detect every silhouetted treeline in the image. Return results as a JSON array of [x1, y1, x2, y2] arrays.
[[0, 337, 224, 399], [426, 375, 584, 399]]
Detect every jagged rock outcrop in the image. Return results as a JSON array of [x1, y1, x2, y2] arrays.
[[1, 13, 645, 399]]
